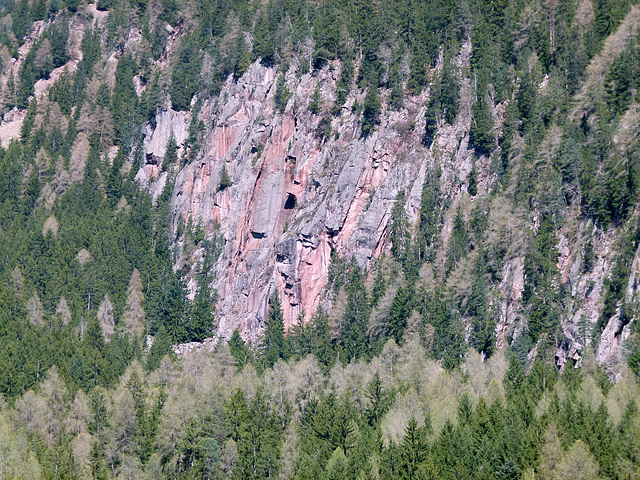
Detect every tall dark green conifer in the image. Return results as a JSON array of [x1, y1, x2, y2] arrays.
[[340, 260, 371, 363], [390, 190, 409, 263], [229, 329, 253, 369], [469, 87, 494, 156], [260, 292, 290, 369], [187, 280, 216, 341], [111, 55, 139, 150], [171, 36, 202, 111], [361, 87, 382, 137]]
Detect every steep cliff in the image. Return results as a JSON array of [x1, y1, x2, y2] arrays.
[[1, 0, 638, 375], [161, 62, 432, 339], [146, 6, 640, 374]]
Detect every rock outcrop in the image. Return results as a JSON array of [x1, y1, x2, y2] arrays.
[[138, 52, 635, 372], [135, 60, 439, 339]]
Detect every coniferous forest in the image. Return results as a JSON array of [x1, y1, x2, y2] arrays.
[[0, 0, 640, 477]]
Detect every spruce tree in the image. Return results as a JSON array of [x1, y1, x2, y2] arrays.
[[340, 260, 370, 363], [398, 417, 429, 480], [260, 292, 290, 369], [469, 90, 494, 156], [364, 372, 394, 426], [229, 329, 253, 369], [162, 134, 178, 171], [390, 190, 410, 263], [111, 55, 139, 150], [361, 87, 382, 137], [187, 280, 216, 341]]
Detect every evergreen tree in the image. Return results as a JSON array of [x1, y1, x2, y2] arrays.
[[171, 36, 202, 111], [233, 388, 282, 479], [233, 34, 251, 79], [229, 329, 253, 369], [90, 443, 110, 480], [187, 280, 216, 341], [469, 88, 494, 156], [106, 149, 125, 207], [252, 9, 277, 66], [274, 74, 292, 113], [340, 261, 371, 363], [467, 165, 478, 196], [309, 308, 334, 368], [361, 87, 382, 137], [390, 190, 410, 263], [386, 286, 412, 345], [111, 55, 139, 150], [309, 86, 322, 115], [423, 102, 438, 148], [218, 166, 232, 191], [260, 292, 290, 369], [445, 207, 469, 273], [333, 57, 354, 114], [147, 325, 172, 371], [364, 372, 394, 427], [416, 166, 441, 263], [440, 55, 460, 125], [426, 288, 466, 369], [161, 134, 178, 171], [468, 272, 495, 357], [388, 63, 404, 110], [159, 272, 190, 344], [398, 417, 429, 480]]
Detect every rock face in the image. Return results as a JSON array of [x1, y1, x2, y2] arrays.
[[136, 60, 436, 339], [1, 0, 634, 372], [139, 51, 635, 372]]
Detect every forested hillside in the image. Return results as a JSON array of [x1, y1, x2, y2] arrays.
[[0, 0, 640, 477]]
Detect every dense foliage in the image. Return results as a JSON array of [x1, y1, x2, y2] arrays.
[[0, 0, 640, 477]]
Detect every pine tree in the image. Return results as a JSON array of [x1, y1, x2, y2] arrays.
[[309, 87, 322, 115], [218, 166, 232, 191], [468, 272, 495, 357], [387, 286, 412, 344], [399, 417, 429, 480], [233, 388, 282, 479], [260, 292, 290, 369], [147, 325, 172, 371], [187, 280, 216, 341], [467, 166, 478, 196], [162, 272, 190, 344], [423, 102, 438, 148], [229, 329, 253, 369], [252, 9, 276, 66], [333, 57, 354, 115], [162, 134, 178, 171], [388, 63, 404, 110], [111, 55, 139, 150], [106, 149, 125, 207], [309, 308, 334, 368], [440, 56, 460, 124], [21, 167, 40, 217], [361, 87, 382, 137], [233, 34, 251, 79], [364, 372, 394, 426], [469, 89, 494, 156], [445, 207, 469, 273], [274, 74, 292, 113], [171, 36, 202, 111], [340, 260, 371, 363], [390, 190, 410, 263], [90, 442, 110, 480]]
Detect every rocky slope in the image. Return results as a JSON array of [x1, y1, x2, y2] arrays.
[[148, 7, 640, 374], [136, 34, 633, 377], [143, 60, 434, 340], [2, 2, 638, 374]]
